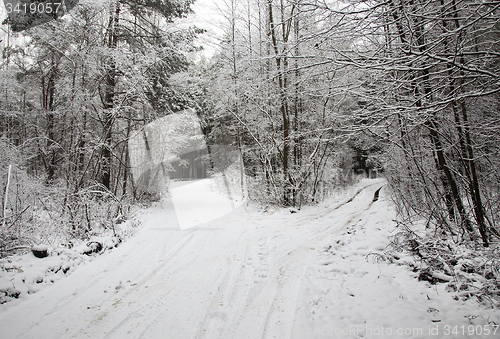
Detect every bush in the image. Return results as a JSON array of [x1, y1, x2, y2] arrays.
[[0, 140, 137, 258], [385, 220, 500, 308]]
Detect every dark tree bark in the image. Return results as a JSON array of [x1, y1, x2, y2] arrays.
[[101, 1, 120, 190]]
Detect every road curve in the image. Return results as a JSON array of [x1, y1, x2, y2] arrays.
[[0, 180, 385, 339]]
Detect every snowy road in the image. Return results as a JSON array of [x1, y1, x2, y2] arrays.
[[0, 179, 498, 339]]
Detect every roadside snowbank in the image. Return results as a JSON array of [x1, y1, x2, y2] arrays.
[[0, 217, 140, 307]]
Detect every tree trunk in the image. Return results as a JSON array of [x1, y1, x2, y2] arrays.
[[268, 0, 291, 204], [42, 53, 58, 184], [450, 0, 489, 246], [101, 1, 120, 190]]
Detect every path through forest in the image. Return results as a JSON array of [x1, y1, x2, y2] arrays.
[[0, 179, 497, 339]]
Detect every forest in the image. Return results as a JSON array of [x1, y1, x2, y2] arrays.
[[0, 0, 499, 278]]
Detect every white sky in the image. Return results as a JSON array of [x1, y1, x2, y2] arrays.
[[184, 0, 226, 59]]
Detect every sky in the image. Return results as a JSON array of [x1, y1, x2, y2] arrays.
[[184, 0, 226, 58]]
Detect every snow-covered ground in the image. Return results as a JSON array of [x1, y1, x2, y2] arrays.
[[0, 178, 498, 338], [170, 174, 245, 230]]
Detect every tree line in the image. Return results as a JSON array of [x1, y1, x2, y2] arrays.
[[0, 0, 499, 248], [202, 0, 500, 246], [0, 0, 201, 247]]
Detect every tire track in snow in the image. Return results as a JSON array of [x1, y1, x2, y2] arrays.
[[135, 227, 247, 339], [238, 182, 370, 229], [241, 181, 381, 248], [291, 185, 394, 338], [209, 183, 385, 338], [79, 231, 210, 339], [194, 242, 250, 339], [261, 186, 384, 338], [0, 181, 385, 339], [130, 231, 197, 289]]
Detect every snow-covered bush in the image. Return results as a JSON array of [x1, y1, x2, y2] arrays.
[[385, 221, 500, 308], [0, 141, 139, 259]]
